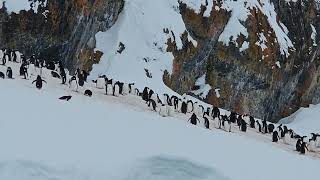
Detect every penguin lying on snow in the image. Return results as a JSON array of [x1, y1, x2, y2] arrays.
[[84, 89, 93, 97], [59, 96, 72, 101]]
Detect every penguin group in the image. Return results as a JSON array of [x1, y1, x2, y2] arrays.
[[1, 48, 319, 156]]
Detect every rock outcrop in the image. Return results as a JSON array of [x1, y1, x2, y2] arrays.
[[0, 0, 124, 73], [165, 0, 320, 122]]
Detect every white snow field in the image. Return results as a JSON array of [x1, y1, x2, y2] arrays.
[[0, 58, 320, 180]]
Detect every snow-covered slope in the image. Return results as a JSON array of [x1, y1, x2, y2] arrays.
[[1, 59, 320, 180], [91, 0, 197, 94], [280, 104, 320, 135]]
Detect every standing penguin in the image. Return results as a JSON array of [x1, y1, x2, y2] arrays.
[[181, 101, 188, 114], [249, 116, 255, 128], [296, 139, 302, 152], [78, 73, 85, 87], [272, 131, 280, 142], [142, 87, 149, 101], [268, 124, 275, 134], [32, 75, 47, 89], [240, 119, 247, 132], [256, 121, 262, 133], [262, 120, 268, 134], [96, 76, 105, 89], [203, 114, 210, 129], [187, 100, 194, 113], [166, 104, 175, 117], [300, 142, 308, 154], [159, 104, 168, 117], [6, 67, 13, 79], [69, 76, 78, 92], [188, 113, 200, 126], [60, 68, 66, 84]]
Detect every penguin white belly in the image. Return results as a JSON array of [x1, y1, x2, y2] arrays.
[[70, 81, 78, 92], [167, 105, 175, 117], [187, 103, 193, 113], [122, 84, 129, 95], [106, 84, 113, 95], [283, 134, 291, 145], [113, 85, 120, 96], [96, 78, 105, 89], [130, 85, 136, 94], [177, 101, 182, 112], [308, 141, 316, 152], [159, 106, 168, 117]]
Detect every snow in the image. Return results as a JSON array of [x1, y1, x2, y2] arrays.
[[311, 24, 317, 47], [181, 0, 214, 17], [280, 104, 320, 136], [0, 58, 320, 180], [219, 0, 294, 57], [0, 0, 47, 14], [191, 74, 212, 99], [91, 0, 197, 95]]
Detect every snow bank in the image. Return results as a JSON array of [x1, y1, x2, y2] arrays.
[[91, 0, 197, 94], [280, 104, 320, 135]]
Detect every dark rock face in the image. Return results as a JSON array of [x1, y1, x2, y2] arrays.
[[165, 0, 320, 122], [0, 0, 124, 73]]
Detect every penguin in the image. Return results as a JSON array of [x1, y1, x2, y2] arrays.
[[203, 114, 210, 129], [256, 120, 262, 133], [147, 99, 157, 111], [32, 75, 47, 89], [229, 112, 237, 123], [96, 77, 105, 89], [188, 113, 200, 126], [300, 142, 308, 154], [148, 89, 154, 100], [60, 68, 66, 84], [6, 67, 13, 79], [268, 124, 275, 134], [113, 81, 124, 95], [163, 94, 171, 105], [156, 94, 163, 104], [84, 89, 93, 97], [262, 120, 268, 134], [69, 76, 78, 92], [78, 74, 85, 87], [283, 131, 291, 145], [166, 104, 175, 117], [272, 131, 280, 142], [240, 119, 247, 132], [105, 78, 113, 95], [212, 107, 220, 120], [296, 139, 302, 152], [51, 71, 61, 79], [187, 100, 194, 113], [177, 99, 183, 112], [181, 101, 188, 114], [171, 95, 179, 110], [159, 104, 168, 117], [249, 116, 255, 128], [308, 139, 317, 152], [142, 87, 149, 101], [122, 83, 130, 95], [113, 82, 120, 96], [129, 83, 135, 94]]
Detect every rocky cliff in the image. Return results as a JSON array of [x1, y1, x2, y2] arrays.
[[1, 0, 320, 122], [164, 0, 320, 122], [0, 0, 124, 73]]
